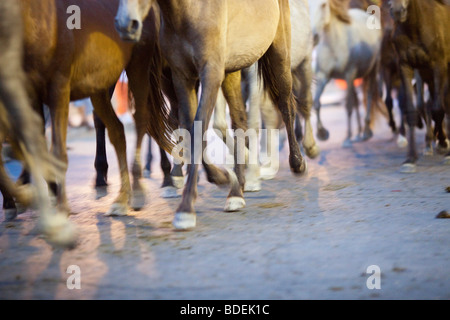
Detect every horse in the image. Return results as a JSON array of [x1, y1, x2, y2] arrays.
[[212, 0, 320, 192], [115, 0, 307, 230], [5, 0, 173, 218], [389, 0, 450, 172], [0, 0, 76, 247], [309, 0, 385, 148]]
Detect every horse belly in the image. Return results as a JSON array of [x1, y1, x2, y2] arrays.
[[70, 35, 133, 98], [224, 0, 280, 72]]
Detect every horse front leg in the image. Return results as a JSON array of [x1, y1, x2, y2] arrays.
[[221, 71, 248, 211], [313, 74, 330, 141], [343, 76, 357, 148], [93, 112, 109, 199], [90, 91, 131, 216], [399, 64, 418, 173], [47, 81, 71, 214]]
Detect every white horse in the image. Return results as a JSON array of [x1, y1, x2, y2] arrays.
[[309, 0, 384, 148], [213, 0, 320, 192]]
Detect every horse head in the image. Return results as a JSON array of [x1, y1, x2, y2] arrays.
[[115, 0, 154, 42], [389, 0, 410, 23], [308, 0, 332, 46]]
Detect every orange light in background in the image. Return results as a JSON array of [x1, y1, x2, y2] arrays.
[[335, 78, 363, 90]]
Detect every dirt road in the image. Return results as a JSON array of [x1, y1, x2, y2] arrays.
[[1, 92, 449, 300]]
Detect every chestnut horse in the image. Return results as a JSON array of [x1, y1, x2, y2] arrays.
[[8, 0, 173, 217], [116, 0, 307, 229]]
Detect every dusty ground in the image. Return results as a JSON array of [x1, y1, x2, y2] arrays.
[[1, 85, 449, 300]]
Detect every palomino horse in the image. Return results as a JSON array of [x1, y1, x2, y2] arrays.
[[389, 0, 450, 172], [13, 0, 172, 217], [0, 0, 76, 247], [213, 0, 320, 192], [309, 0, 385, 148], [116, 0, 307, 229]]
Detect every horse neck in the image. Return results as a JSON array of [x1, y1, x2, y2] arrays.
[[156, 0, 191, 30], [400, 0, 423, 34]]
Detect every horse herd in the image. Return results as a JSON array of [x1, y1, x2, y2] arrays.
[[0, 0, 448, 248]]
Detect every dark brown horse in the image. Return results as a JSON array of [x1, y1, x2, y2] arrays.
[[0, 0, 76, 247], [14, 0, 172, 216], [389, 0, 450, 172]]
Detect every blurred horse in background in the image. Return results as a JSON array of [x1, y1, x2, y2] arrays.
[[0, 0, 76, 247], [309, 0, 385, 148], [213, 0, 320, 192], [389, 0, 450, 172]]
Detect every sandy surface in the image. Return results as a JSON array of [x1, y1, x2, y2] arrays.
[[1, 86, 449, 300]]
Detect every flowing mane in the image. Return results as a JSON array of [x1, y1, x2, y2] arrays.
[[329, 0, 352, 24]]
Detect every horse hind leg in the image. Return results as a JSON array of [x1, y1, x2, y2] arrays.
[[294, 59, 320, 159], [258, 37, 307, 175]]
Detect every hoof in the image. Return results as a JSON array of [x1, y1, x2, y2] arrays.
[[317, 128, 330, 141], [244, 180, 262, 192], [423, 146, 434, 157], [291, 157, 308, 176], [362, 129, 373, 141], [400, 163, 416, 174], [4, 208, 18, 221], [105, 202, 128, 216], [304, 144, 320, 160], [342, 139, 352, 148], [224, 197, 246, 212], [41, 214, 78, 249], [173, 212, 196, 230], [172, 176, 185, 189], [130, 192, 146, 211], [143, 169, 151, 179], [260, 166, 278, 180], [444, 156, 450, 165], [397, 135, 408, 149], [161, 186, 180, 198], [95, 186, 108, 200], [436, 139, 450, 155]]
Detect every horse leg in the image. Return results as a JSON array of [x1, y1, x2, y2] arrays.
[[93, 112, 109, 198], [173, 66, 238, 229], [90, 91, 131, 216], [260, 36, 307, 175], [221, 71, 248, 211], [259, 88, 282, 181], [343, 74, 357, 148], [160, 146, 179, 198], [399, 64, 418, 173], [47, 81, 71, 214], [143, 137, 152, 178], [0, 140, 17, 220], [313, 74, 330, 141], [294, 59, 320, 159], [384, 73, 397, 135], [243, 64, 263, 192]]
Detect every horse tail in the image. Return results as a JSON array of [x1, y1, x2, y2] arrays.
[[257, 52, 296, 116], [363, 59, 388, 128], [142, 22, 175, 154]]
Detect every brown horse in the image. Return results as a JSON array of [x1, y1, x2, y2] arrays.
[[16, 0, 172, 216], [389, 0, 450, 172], [116, 0, 307, 230], [0, 0, 76, 247]]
